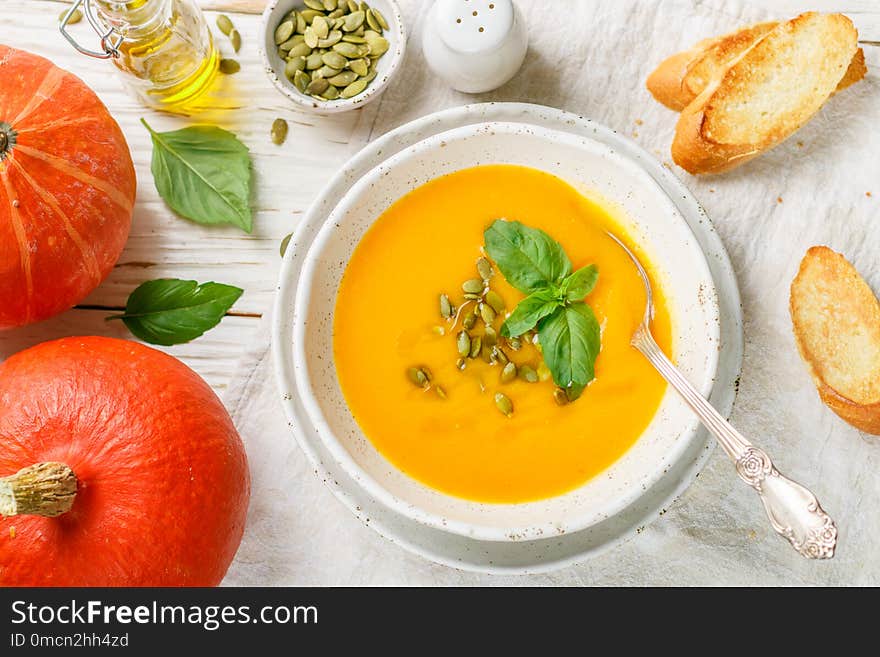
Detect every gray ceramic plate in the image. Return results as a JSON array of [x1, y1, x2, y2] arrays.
[[272, 102, 744, 574]]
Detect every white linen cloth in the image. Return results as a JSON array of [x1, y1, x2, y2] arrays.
[[222, 0, 880, 585]]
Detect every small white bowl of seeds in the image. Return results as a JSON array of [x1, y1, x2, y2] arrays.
[[261, 0, 406, 114]]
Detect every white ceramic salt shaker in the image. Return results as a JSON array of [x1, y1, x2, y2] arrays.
[[422, 0, 528, 93]]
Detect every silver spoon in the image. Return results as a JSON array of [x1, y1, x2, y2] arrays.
[[606, 231, 837, 559]]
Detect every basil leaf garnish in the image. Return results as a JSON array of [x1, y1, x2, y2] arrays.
[[484, 219, 572, 293], [537, 304, 601, 400]]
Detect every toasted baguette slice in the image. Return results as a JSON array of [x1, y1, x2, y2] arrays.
[[790, 246, 880, 435], [647, 21, 865, 111], [647, 22, 778, 110], [672, 12, 860, 174]]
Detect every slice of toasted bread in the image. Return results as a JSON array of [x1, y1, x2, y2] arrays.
[[647, 22, 778, 111], [647, 23, 865, 111], [672, 12, 860, 174], [790, 246, 880, 435]]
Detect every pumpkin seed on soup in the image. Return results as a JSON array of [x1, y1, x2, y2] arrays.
[[485, 290, 505, 314], [456, 331, 470, 357], [553, 388, 570, 406], [463, 309, 478, 330], [494, 393, 513, 417], [500, 362, 517, 383], [439, 293, 454, 319], [462, 278, 483, 294], [479, 302, 496, 324], [476, 257, 494, 281], [518, 364, 538, 383], [468, 335, 482, 359], [406, 367, 429, 388]]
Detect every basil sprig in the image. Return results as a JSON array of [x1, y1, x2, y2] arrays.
[[107, 279, 243, 346], [484, 220, 601, 401], [142, 119, 253, 233]]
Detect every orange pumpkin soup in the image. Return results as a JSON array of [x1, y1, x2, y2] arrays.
[[333, 165, 672, 503]]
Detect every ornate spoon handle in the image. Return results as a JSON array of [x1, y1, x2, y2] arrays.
[[632, 324, 838, 559]]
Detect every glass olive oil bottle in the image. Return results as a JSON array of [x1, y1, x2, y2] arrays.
[[60, 0, 219, 113]]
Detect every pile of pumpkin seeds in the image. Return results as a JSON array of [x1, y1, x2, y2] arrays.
[[273, 0, 391, 101], [406, 256, 569, 419]]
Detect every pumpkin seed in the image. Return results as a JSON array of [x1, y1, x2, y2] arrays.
[[366, 8, 381, 31], [347, 0, 358, 12], [360, 69, 378, 84], [507, 337, 522, 351], [359, 1, 368, 12], [485, 290, 505, 314], [322, 85, 342, 100], [304, 0, 325, 10], [288, 42, 312, 58], [354, 25, 366, 36], [372, 6, 389, 29], [339, 78, 368, 98], [278, 38, 297, 52], [270, 118, 288, 145], [469, 335, 482, 359], [318, 30, 342, 47], [481, 345, 494, 363], [365, 35, 389, 57], [439, 294, 454, 319], [333, 41, 362, 58], [343, 34, 367, 44], [314, 64, 341, 79], [304, 27, 319, 48], [518, 364, 538, 383], [274, 20, 294, 44], [492, 346, 509, 365], [296, 13, 308, 33], [306, 77, 330, 95], [329, 70, 358, 86], [230, 29, 241, 52], [216, 14, 233, 35], [553, 388, 570, 406], [462, 278, 484, 294], [312, 15, 330, 38], [306, 52, 324, 69], [328, 8, 345, 19], [434, 385, 448, 400], [406, 367, 428, 388], [219, 58, 240, 74], [537, 363, 551, 381], [293, 69, 310, 92], [322, 50, 348, 69], [456, 331, 471, 357], [285, 56, 306, 77], [346, 57, 368, 76], [456, 357, 467, 371], [484, 325, 497, 346], [500, 362, 517, 383], [494, 393, 514, 417], [364, 29, 382, 40], [432, 325, 446, 336], [463, 292, 481, 301], [476, 257, 494, 281], [343, 10, 365, 32], [333, 17, 346, 30], [323, 0, 338, 10], [463, 309, 478, 330], [280, 233, 292, 257], [479, 302, 496, 324]]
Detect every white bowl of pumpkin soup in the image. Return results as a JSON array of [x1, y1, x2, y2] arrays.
[[292, 122, 720, 541]]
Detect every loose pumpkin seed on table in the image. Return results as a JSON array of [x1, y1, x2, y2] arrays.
[[219, 58, 240, 74], [230, 29, 242, 53], [216, 14, 234, 36], [270, 118, 288, 145]]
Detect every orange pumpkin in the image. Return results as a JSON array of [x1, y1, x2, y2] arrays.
[[0, 337, 250, 586], [0, 45, 136, 329]]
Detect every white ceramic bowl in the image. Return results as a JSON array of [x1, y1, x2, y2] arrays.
[[260, 0, 407, 114], [291, 120, 721, 542]]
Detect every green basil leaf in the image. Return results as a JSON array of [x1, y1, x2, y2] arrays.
[[484, 219, 572, 293], [142, 119, 253, 233], [562, 265, 599, 301], [107, 278, 243, 346], [537, 303, 601, 398], [500, 289, 560, 338]]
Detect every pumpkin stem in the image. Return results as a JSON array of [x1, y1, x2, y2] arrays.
[[0, 121, 17, 161], [0, 462, 78, 518]]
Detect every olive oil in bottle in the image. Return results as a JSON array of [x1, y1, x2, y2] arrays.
[[60, 0, 219, 113]]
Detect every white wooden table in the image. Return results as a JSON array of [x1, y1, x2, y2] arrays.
[[2, 0, 878, 394]]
